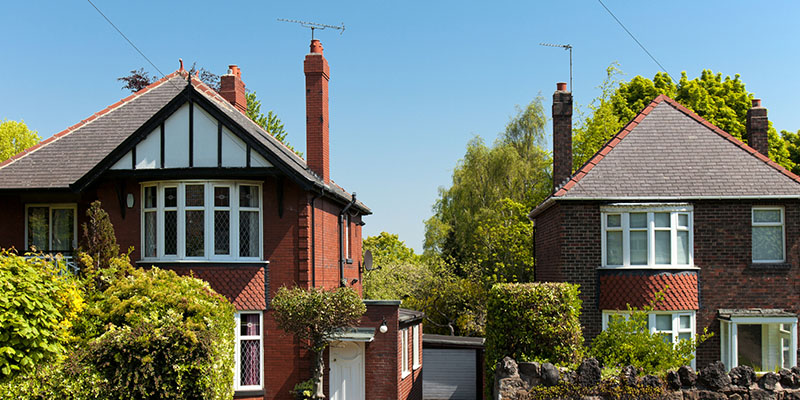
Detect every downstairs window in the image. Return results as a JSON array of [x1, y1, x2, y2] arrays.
[[720, 312, 797, 371], [25, 204, 77, 256], [235, 311, 263, 391]]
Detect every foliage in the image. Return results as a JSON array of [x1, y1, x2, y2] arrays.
[[590, 295, 711, 374], [81, 267, 235, 400], [271, 286, 365, 398], [245, 91, 300, 156], [0, 251, 84, 382], [781, 129, 800, 175], [292, 379, 315, 400], [526, 379, 663, 400], [77, 201, 120, 274], [573, 66, 796, 172], [363, 232, 419, 267], [117, 68, 156, 92], [485, 283, 583, 378], [424, 97, 549, 286], [0, 360, 105, 400], [0, 119, 40, 162]]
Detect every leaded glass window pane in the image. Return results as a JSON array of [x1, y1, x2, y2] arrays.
[[240, 211, 259, 257], [186, 210, 204, 257], [51, 208, 74, 252], [144, 211, 157, 257], [214, 186, 229, 207], [165, 210, 177, 255], [753, 226, 783, 261], [27, 207, 49, 251], [240, 340, 261, 386], [630, 231, 647, 265], [215, 211, 230, 255], [164, 187, 177, 208], [241, 313, 260, 336], [240, 185, 259, 208], [606, 231, 622, 265], [186, 185, 204, 207], [655, 230, 671, 264]]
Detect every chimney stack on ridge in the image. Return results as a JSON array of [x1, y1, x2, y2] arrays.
[[552, 82, 573, 193], [304, 39, 331, 183], [220, 65, 247, 113], [746, 98, 769, 156]]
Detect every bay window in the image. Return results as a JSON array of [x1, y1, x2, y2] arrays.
[[235, 311, 263, 391], [752, 207, 785, 263], [602, 310, 697, 367], [601, 205, 692, 268], [141, 181, 262, 261], [25, 204, 77, 256]]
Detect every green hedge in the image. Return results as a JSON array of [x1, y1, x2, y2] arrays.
[[486, 282, 583, 374]]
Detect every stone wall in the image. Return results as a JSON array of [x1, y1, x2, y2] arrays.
[[495, 357, 800, 400]]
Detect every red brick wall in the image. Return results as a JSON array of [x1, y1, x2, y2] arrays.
[[397, 322, 423, 400]]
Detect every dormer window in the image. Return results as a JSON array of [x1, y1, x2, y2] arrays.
[[601, 205, 693, 268], [141, 181, 262, 261]]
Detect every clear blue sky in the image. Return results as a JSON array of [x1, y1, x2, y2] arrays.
[[3, 1, 800, 252]]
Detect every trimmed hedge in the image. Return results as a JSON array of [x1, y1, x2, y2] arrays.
[[486, 282, 583, 374]]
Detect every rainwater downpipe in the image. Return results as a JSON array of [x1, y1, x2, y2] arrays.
[[339, 193, 357, 287], [310, 189, 323, 288]]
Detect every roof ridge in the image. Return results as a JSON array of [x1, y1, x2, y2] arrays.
[[553, 94, 800, 197], [0, 70, 185, 170]]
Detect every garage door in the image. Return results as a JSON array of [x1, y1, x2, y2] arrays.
[[423, 348, 477, 400]]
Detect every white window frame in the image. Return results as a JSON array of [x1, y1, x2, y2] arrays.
[[412, 324, 421, 370], [751, 206, 785, 263], [602, 310, 697, 368], [601, 204, 694, 269], [401, 328, 410, 378], [234, 311, 264, 392], [140, 180, 263, 261], [720, 316, 797, 372], [24, 203, 78, 255]]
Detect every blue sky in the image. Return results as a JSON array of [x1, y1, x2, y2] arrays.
[[2, 1, 800, 252]]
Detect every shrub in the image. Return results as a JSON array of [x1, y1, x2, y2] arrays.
[[590, 297, 711, 374], [82, 267, 235, 400], [0, 360, 105, 400], [0, 251, 84, 382], [485, 282, 583, 375]]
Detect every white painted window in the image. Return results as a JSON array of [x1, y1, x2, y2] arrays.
[[720, 317, 797, 372], [25, 204, 77, 256], [234, 311, 263, 391], [602, 310, 697, 367], [141, 181, 262, 261], [401, 328, 410, 377], [752, 207, 785, 263], [344, 214, 351, 260], [601, 205, 693, 268], [412, 324, 421, 370]]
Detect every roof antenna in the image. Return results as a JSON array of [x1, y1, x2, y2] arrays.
[[277, 18, 345, 40], [540, 43, 573, 92]]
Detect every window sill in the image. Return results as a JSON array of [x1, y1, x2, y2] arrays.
[[401, 370, 411, 379], [137, 259, 269, 265], [234, 389, 264, 398], [413, 364, 421, 370], [597, 265, 699, 271], [748, 262, 791, 271]]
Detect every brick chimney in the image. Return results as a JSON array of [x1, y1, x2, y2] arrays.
[[220, 65, 247, 113], [552, 82, 573, 192], [746, 98, 769, 156], [304, 39, 330, 183]]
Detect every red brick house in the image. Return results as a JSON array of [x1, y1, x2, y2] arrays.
[[531, 82, 800, 371], [0, 39, 422, 400]]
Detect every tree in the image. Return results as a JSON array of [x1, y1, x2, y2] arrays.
[[271, 286, 365, 399], [781, 129, 800, 176], [0, 251, 84, 382], [573, 67, 796, 172], [0, 120, 40, 161]]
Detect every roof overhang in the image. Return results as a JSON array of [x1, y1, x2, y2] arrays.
[[329, 327, 376, 342], [718, 308, 797, 324]]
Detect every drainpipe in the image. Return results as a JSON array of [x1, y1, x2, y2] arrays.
[[339, 193, 357, 287], [310, 189, 323, 288]]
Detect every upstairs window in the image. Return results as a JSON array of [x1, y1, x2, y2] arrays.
[[752, 207, 784, 263], [141, 181, 262, 261], [602, 205, 692, 268], [25, 204, 77, 256]]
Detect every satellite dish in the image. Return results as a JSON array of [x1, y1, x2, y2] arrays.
[[363, 250, 374, 271]]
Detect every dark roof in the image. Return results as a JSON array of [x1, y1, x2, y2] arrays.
[[399, 308, 424, 324], [531, 95, 800, 217], [422, 334, 485, 349], [0, 69, 369, 213]]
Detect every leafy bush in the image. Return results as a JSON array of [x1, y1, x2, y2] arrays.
[[590, 298, 711, 374], [0, 251, 84, 382], [82, 267, 235, 400], [527, 380, 663, 400], [0, 360, 105, 400], [486, 282, 583, 374]]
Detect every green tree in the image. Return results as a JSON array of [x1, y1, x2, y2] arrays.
[[573, 67, 796, 171], [0, 251, 84, 382], [0, 120, 40, 162], [271, 286, 365, 399], [781, 129, 800, 176]]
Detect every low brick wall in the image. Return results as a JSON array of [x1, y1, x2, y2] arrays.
[[495, 357, 800, 400]]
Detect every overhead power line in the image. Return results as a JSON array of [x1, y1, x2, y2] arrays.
[[596, 0, 676, 83]]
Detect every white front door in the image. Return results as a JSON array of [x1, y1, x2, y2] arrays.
[[330, 341, 365, 400]]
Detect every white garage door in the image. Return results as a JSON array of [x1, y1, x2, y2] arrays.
[[422, 348, 477, 400]]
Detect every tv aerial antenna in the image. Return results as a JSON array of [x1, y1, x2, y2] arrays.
[[540, 43, 573, 92], [277, 18, 345, 40]]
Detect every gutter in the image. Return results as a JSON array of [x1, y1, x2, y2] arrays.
[[338, 193, 357, 287]]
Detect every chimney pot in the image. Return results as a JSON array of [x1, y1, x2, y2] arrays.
[[557, 82, 567, 92], [752, 98, 762, 108], [310, 39, 324, 55], [220, 65, 247, 113]]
